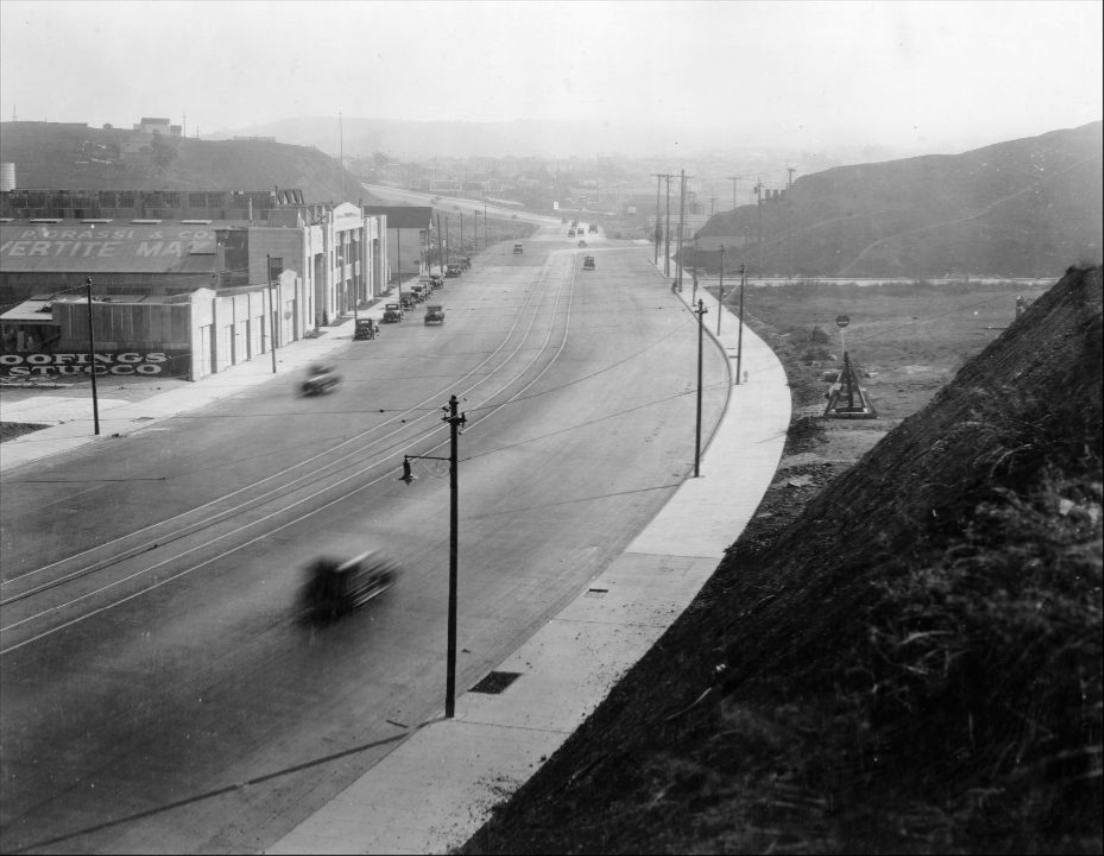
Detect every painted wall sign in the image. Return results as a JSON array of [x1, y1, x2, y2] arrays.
[[0, 351, 189, 377]]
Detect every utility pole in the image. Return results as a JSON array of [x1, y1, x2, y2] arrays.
[[459, 214, 463, 255], [444, 394, 465, 718], [651, 173, 665, 266], [736, 264, 746, 385], [717, 245, 725, 336], [694, 299, 708, 477], [754, 178, 764, 270], [787, 166, 796, 189], [664, 174, 672, 278], [676, 169, 688, 292], [436, 212, 445, 275], [339, 111, 344, 200], [267, 255, 278, 374], [399, 395, 467, 719], [85, 277, 100, 434]]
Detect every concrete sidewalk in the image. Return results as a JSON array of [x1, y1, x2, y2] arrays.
[[0, 307, 383, 474], [265, 268, 792, 854]]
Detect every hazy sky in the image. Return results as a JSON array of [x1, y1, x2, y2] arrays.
[[1, 0, 1100, 153]]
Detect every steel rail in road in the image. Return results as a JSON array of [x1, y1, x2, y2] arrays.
[[0, 254, 581, 654]]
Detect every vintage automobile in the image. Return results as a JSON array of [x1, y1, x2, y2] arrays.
[[577, 240, 587, 248], [583, 255, 596, 271], [424, 304, 445, 325], [400, 293, 416, 310], [588, 223, 598, 233], [410, 284, 428, 302], [445, 263, 462, 278], [353, 318, 377, 340], [430, 273, 445, 289], [299, 551, 400, 622], [300, 362, 340, 395], [513, 243, 524, 254], [458, 256, 472, 271], [567, 229, 576, 238], [382, 302, 404, 322]]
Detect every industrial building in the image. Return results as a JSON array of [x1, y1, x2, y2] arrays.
[[0, 189, 389, 380]]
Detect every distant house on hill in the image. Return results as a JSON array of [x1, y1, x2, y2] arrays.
[[133, 117, 181, 136], [362, 205, 434, 282]]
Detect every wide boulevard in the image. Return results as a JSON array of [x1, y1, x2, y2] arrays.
[[0, 224, 728, 853]]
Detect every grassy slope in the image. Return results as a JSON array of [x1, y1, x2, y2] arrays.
[[461, 266, 1102, 854], [697, 122, 1103, 277]]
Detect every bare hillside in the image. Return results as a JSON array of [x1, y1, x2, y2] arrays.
[[463, 265, 1102, 854], [698, 122, 1103, 278]]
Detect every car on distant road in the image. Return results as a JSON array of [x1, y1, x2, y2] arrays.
[[382, 303, 404, 322], [446, 263, 462, 277], [588, 223, 598, 234], [513, 243, 524, 254], [583, 255, 596, 270], [578, 240, 587, 248], [424, 304, 445, 325]]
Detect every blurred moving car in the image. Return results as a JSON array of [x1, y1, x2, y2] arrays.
[[299, 551, 400, 621], [383, 302, 404, 322], [300, 362, 340, 395], [424, 304, 445, 325], [354, 319, 377, 340], [583, 255, 596, 270], [513, 243, 524, 254]]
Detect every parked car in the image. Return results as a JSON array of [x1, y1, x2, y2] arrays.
[[578, 240, 587, 248], [513, 243, 524, 254], [424, 304, 445, 325], [583, 255, 596, 270], [382, 303, 404, 322], [410, 285, 427, 302], [567, 229, 576, 238], [299, 551, 401, 622], [430, 273, 445, 289], [354, 318, 377, 340], [446, 263, 462, 278], [300, 362, 340, 395], [458, 256, 472, 271], [588, 223, 598, 234]]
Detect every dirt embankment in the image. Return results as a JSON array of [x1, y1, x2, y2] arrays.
[[461, 266, 1102, 854]]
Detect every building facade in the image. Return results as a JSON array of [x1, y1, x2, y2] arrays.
[[0, 191, 388, 380]]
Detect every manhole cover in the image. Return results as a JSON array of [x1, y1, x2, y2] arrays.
[[470, 671, 522, 695]]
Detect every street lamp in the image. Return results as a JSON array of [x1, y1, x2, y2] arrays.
[[85, 277, 101, 435], [400, 394, 467, 718]]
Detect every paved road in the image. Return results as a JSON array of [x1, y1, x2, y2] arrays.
[[0, 230, 727, 853]]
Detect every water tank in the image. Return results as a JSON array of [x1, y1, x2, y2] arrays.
[[0, 162, 14, 192]]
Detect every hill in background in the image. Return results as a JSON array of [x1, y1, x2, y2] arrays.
[[464, 265, 1102, 853], [696, 122, 1102, 278], [0, 122, 365, 203]]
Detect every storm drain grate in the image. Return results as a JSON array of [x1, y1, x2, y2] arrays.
[[470, 671, 522, 695]]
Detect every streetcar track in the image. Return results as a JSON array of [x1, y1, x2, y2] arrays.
[[0, 258, 579, 650]]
